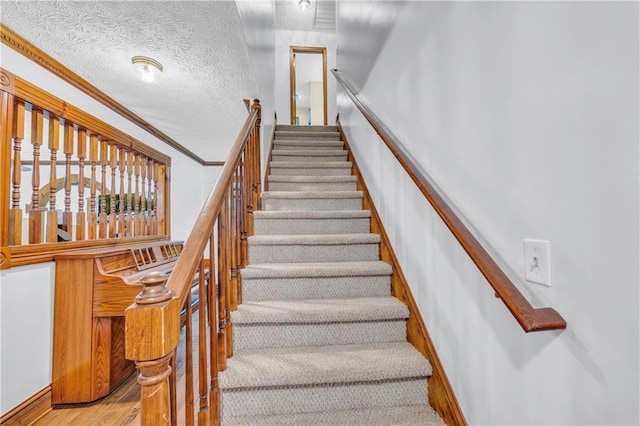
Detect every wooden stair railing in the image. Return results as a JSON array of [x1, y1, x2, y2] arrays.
[[125, 100, 261, 425], [332, 69, 566, 333]]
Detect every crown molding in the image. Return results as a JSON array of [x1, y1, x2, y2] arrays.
[[0, 24, 211, 165]]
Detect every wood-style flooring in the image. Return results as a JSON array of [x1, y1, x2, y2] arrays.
[[33, 310, 204, 425], [33, 375, 140, 425]]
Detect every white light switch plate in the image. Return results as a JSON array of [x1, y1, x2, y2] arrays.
[[524, 239, 551, 286]]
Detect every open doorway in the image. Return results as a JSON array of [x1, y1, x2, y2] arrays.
[[289, 46, 327, 126]]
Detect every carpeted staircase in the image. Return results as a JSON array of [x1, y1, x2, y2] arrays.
[[219, 125, 444, 425]]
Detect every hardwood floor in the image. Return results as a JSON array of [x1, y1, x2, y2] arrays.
[[33, 374, 141, 425], [33, 310, 203, 425]]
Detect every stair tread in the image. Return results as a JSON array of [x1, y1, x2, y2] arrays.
[[241, 261, 393, 279], [232, 296, 408, 325], [276, 131, 341, 136], [272, 149, 348, 156], [219, 341, 431, 390], [274, 139, 344, 145], [276, 125, 338, 132], [249, 233, 380, 245], [268, 175, 356, 183], [224, 404, 444, 425], [262, 191, 362, 199], [254, 210, 370, 219], [269, 161, 352, 168]]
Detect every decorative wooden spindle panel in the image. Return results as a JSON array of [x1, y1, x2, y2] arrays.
[[46, 115, 60, 243], [29, 107, 44, 244], [109, 143, 117, 238], [88, 133, 98, 240], [1, 69, 172, 269], [118, 147, 126, 237], [76, 128, 87, 241], [99, 139, 108, 239], [9, 100, 25, 245]]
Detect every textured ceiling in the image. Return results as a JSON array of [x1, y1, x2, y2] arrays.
[[1, 1, 261, 161]]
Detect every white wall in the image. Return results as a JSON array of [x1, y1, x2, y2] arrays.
[[275, 30, 337, 125], [0, 45, 217, 415], [337, 2, 639, 425], [236, 0, 277, 184]]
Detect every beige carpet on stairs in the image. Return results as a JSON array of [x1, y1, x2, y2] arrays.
[[219, 124, 444, 425]]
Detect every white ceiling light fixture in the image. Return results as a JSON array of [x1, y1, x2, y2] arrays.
[[131, 56, 163, 83], [298, 0, 311, 11]]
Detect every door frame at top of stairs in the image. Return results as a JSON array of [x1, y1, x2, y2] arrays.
[[289, 46, 328, 126]]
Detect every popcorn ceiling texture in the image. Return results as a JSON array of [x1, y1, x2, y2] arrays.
[[2, 1, 259, 160]]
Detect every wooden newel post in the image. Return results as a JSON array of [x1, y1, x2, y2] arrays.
[[125, 271, 181, 425]]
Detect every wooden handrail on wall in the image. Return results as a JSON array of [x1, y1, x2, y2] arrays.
[[125, 100, 261, 425], [331, 69, 566, 333]]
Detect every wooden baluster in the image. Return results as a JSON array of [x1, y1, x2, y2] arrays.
[[46, 115, 60, 242], [126, 150, 133, 237], [209, 231, 220, 425], [147, 159, 154, 235], [236, 168, 244, 305], [251, 99, 262, 211], [118, 147, 126, 237], [240, 154, 248, 267], [9, 100, 25, 245], [198, 257, 209, 424], [225, 187, 234, 356], [75, 128, 87, 241], [125, 271, 179, 426], [229, 176, 238, 311], [88, 133, 98, 239], [99, 139, 108, 238], [140, 157, 147, 236], [216, 204, 228, 370], [133, 154, 141, 236], [62, 122, 74, 239], [108, 144, 117, 238], [184, 289, 194, 426], [29, 108, 44, 244]]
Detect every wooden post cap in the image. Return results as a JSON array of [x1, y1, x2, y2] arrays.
[[135, 271, 172, 305]]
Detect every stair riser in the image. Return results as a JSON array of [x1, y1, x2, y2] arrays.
[[263, 197, 362, 211], [254, 217, 370, 235], [271, 154, 348, 162], [249, 243, 379, 264], [274, 142, 344, 150], [268, 166, 352, 177], [275, 132, 341, 140], [241, 276, 391, 302], [233, 321, 407, 350], [221, 378, 427, 418], [268, 181, 357, 191]]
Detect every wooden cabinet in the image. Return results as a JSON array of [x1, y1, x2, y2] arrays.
[[51, 241, 182, 405]]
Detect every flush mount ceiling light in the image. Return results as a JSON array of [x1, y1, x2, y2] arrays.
[[131, 56, 163, 83], [298, 0, 311, 11]]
